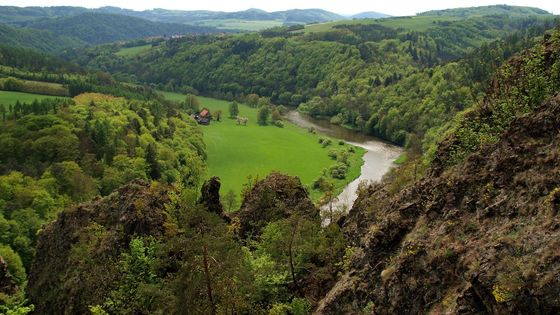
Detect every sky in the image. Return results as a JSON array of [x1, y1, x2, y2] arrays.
[[0, 0, 558, 16]]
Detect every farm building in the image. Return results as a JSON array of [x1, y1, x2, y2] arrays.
[[194, 108, 211, 125]]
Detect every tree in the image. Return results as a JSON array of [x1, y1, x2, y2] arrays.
[[185, 94, 200, 112], [0, 104, 6, 121], [145, 142, 161, 180], [246, 94, 260, 107], [271, 107, 281, 122], [223, 189, 236, 211], [229, 102, 239, 118], [257, 106, 270, 126], [214, 110, 222, 122]]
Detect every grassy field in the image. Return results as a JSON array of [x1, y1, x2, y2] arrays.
[[0, 90, 65, 105], [192, 19, 283, 31], [116, 44, 154, 57], [304, 15, 461, 33], [160, 91, 365, 204]]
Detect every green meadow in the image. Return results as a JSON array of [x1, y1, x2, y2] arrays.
[[0, 90, 65, 105], [160, 91, 365, 204], [304, 15, 461, 33], [192, 19, 283, 31], [116, 44, 154, 57]]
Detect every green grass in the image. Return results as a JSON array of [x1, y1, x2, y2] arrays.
[[192, 19, 283, 31], [0, 90, 65, 105], [116, 44, 153, 57], [305, 15, 460, 33], [393, 153, 408, 165], [160, 91, 365, 204]]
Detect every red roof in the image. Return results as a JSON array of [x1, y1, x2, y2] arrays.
[[200, 109, 209, 117]]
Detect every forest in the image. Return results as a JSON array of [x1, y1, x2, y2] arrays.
[[0, 4, 559, 315], [69, 13, 558, 148]]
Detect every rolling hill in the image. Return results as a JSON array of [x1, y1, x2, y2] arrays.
[[0, 23, 84, 53], [0, 6, 348, 31], [23, 12, 222, 45], [418, 4, 551, 17], [350, 11, 391, 19]]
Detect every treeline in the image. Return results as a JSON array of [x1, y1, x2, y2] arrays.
[[71, 15, 557, 147]]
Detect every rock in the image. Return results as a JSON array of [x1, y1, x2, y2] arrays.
[[198, 176, 229, 222], [316, 71, 560, 314], [0, 256, 17, 296], [235, 172, 318, 239], [26, 180, 172, 314]]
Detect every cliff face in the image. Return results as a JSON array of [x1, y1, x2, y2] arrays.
[[26, 180, 172, 314], [317, 33, 560, 314]]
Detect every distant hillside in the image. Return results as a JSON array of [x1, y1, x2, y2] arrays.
[[0, 6, 87, 25], [96, 7, 344, 24], [0, 23, 83, 53], [418, 4, 551, 17], [0, 6, 345, 31], [23, 13, 222, 45], [350, 12, 391, 19]]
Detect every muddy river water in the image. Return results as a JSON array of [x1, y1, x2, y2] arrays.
[[286, 111, 403, 215]]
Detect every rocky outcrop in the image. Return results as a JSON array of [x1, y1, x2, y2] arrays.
[[198, 176, 230, 222], [317, 54, 560, 314], [235, 172, 319, 239], [26, 180, 172, 315], [0, 256, 17, 296]]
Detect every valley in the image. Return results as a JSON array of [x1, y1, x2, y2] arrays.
[[0, 3, 559, 315], [160, 92, 369, 205]]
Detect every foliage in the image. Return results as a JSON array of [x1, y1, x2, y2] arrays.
[[257, 105, 270, 125], [72, 14, 556, 147], [0, 92, 206, 289], [228, 101, 239, 118]]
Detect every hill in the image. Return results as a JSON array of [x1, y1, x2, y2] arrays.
[[87, 7, 344, 25], [0, 23, 83, 53], [23, 12, 221, 45], [350, 11, 391, 19], [317, 28, 560, 314], [0, 6, 345, 31], [418, 4, 551, 17]]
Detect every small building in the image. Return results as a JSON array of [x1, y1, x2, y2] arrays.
[[194, 108, 211, 125]]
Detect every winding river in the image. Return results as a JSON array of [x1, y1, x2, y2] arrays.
[[286, 111, 402, 214]]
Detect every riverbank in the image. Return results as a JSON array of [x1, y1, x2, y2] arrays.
[[286, 111, 403, 212]]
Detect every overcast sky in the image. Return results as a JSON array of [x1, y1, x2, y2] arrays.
[[0, 0, 558, 16]]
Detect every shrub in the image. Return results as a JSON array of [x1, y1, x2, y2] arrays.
[[274, 120, 284, 128], [328, 150, 338, 160], [321, 139, 332, 148], [329, 162, 348, 179]]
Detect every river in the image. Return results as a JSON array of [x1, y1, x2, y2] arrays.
[[286, 111, 402, 216]]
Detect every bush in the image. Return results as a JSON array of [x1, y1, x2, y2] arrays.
[[329, 162, 348, 179], [328, 150, 338, 160], [308, 127, 316, 134], [274, 120, 284, 128], [312, 175, 327, 190], [338, 140, 345, 145], [321, 139, 332, 148]]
